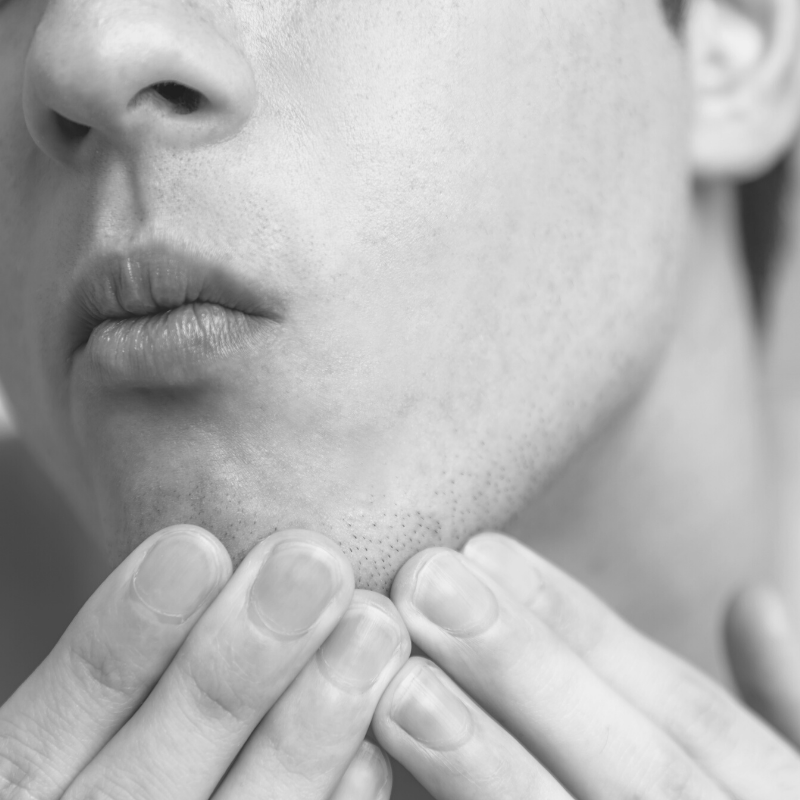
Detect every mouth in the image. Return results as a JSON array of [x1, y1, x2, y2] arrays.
[[69, 238, 283, 386]]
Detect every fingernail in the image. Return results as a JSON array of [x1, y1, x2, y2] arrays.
[[249, 541, 341, 637], [318, 601, 402, 691], [412, 552, 498, 636], [390, 662, 473, 750], [132, 531, 221, 623]]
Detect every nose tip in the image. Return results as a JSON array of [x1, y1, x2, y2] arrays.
[[23, 5, 257, 164]]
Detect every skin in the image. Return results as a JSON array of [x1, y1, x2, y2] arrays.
[[725, 145, 800, 747], [376, 537, 800, 799], [767, 148, 800, 624], [0, 0, 686, 593], [2, 0, 800, 797], [2, 526, 799, 800]]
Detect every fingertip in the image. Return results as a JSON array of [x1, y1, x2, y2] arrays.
[[329, 740, 393, 800], [155, 523, 233, 576], [462, 533, 547, 611], [389, 547, 451, 608], [725, 584, 800, 747], [262, 528, 356, 593], [726, 584, 794, 654], [357, 741, 394, 797], [352, 589, 412, 652], [315, 590, 411, 693], [125, 524, 232, 580], [129, 526, 230, 624], [461, 531, 540, 579], [372, 657, 416, 738], [461, 530, 513, 558], [374, 657, 474, 754]]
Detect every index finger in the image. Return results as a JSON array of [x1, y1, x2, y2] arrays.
[[0, 524, 230, 800]]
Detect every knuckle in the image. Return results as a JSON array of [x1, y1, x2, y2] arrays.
[[274, 743, 340, 788], [665, 669, 738, 754], [0, 725, 61, 800], [449, 741, 547, 797], [637, 743, 707, 800], [174, 653, 256, 728], [525, 582, 608, 658], [65, 631, 142, 702], [458, 756, 512, 791], [0, 751, 41, 800]]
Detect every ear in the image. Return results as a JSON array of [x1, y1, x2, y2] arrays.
[[689, 0, 800, 180]]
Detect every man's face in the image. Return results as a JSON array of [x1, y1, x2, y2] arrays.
[[0, 0, 688, 590]]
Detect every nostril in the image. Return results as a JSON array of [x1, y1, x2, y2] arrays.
[[24, 13, 257, 162], [54, 112, 90, 141], [150, 82, 204, 115]]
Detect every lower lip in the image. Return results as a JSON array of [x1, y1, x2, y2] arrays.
[[75, 303, 274, 386]]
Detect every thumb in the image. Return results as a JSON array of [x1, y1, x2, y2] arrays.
[[725, 585, 800, 748]]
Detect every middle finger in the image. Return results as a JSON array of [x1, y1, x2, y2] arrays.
[[213, 590, 410, 800]]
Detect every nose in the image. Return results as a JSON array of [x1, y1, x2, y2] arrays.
[[23, 0, 257, 165]]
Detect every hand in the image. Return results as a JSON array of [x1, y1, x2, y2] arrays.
[[0, 525, 408, 800], [726, 585, 800, 748], [372, 533, 800, 799]]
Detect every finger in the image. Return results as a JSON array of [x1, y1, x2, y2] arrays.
[[463, 533, 800, 798], [216, 591, 409, 800], [726, 585, 800, 748], [64, 530, 354, 800], [328, 741, 393, 800], [373, 658, 572, 800], [393, 548, 732, 800], [0, 525, 230, 800]]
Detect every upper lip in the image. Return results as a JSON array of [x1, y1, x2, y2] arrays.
[[69, 236, 283, 350]]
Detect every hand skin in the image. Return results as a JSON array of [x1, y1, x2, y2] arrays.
[[374, 533, 800, 799], [726, 586, 800, 749], [0, 525, 409, 800], [4, 524, 798, 800]]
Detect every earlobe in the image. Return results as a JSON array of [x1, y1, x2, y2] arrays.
[[689, 0, 800, 180]]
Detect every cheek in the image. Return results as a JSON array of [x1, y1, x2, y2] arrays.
[[282, 9, 685, 415], [301, 1, 689, 493], [186, 0, 689, 505]]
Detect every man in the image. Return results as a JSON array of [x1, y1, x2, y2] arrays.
[[1, 0, 800, 797]]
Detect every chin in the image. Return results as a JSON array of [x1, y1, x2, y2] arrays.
[[95, 436, 540, 594]]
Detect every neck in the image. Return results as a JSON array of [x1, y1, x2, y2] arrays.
[[509, 183, 774, 682]]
